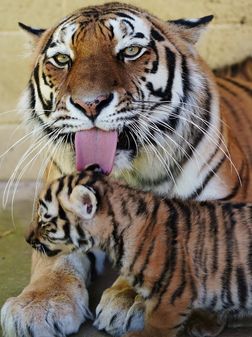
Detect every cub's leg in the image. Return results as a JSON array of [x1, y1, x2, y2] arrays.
[[184, 309, 227, 337], [123, 295, 190, 337], [94, 276, 145, 336], [1, 250, 93, 337]]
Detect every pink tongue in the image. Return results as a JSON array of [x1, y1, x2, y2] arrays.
[[75, 129, 118, 175]]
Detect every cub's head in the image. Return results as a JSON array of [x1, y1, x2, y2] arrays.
[[19, 2, 214, 181], [26, 166, 111, 256]]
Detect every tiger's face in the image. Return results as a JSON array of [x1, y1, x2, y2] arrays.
[[20, 2, 215, 192], [26, 167, 111, 256]]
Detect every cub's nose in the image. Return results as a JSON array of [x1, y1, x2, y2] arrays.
[[71, 93, 114, 120]]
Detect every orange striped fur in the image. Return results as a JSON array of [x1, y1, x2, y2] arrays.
[[27, 168, 252, 337]]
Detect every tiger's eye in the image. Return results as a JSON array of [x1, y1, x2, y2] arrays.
[[53, 53, 71, 65], [123, 46, 141, 57]]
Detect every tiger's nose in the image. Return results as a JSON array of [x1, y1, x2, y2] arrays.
[[71, 93, 114, 120]]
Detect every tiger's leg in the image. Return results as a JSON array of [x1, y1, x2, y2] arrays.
[[94, 276, 145, 336], [1, 250, 97, 337]]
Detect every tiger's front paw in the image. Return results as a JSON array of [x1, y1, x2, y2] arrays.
[[93, 285, 145, 337], [1, 278, 92, 337]]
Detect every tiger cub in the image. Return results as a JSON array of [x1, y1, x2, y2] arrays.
[[27, 166, 252, 337]]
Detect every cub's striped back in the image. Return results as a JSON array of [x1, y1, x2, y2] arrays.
[[28, 169, 252, 337]]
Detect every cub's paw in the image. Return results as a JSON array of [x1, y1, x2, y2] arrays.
[[1, 280, 92, 337], [93, 287, 145, 337], [184, 309, 226, 337]]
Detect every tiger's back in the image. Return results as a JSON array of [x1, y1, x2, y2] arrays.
[[216, 71, 252, 201]]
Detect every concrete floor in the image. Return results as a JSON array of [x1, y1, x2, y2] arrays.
[[0, 182, 251, 337]]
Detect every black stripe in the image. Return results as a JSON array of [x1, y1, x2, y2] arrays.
[[209, 294, 218, 309], [149, 39, 159, 74], [165, 48, 176, 102], [115, 12, 135, 20], [170, 256, 186, 304], [106, 198, 125, 267], [56, 177, 65, 196], [220, 203, 236, 307], [134, 238, 156, 287], [39, 198, 48, 210], [42, 244, 61, 257], [122, 19, 134, 31], [134, 32, 145, 39], [218, 81, 238, 97], [236, 266, 248, 307], [151, 28, 165, 42], [149, 201, 178, 305], [180, 81, 212, 170], [44, 187, 52, 202], [190, 154, 225, 199], [41, 35, 53, 53], [59, 204, 67, 220], [208, 204, 219, 274], [178, 200, 192, 245], [33, 64, 53, 116], [205, 119, 224, 167], [219, 161, 245, 201], [27, 326, 34, 337], [76, 223, 85, 237], [29, 80, 36, 110], [129, 198, 159, 272], [51, 158, 64, 175], [67, 174, 74, 194], [248, 235, 252, 276], [198, 205, 207, 280], [226, 78, 252, 97], [136, 197, 147, 215], [166, 55, 188, 131], [87, 251, 97, 281], [170, 16, 213, 28], [53, 322, 63, 336]]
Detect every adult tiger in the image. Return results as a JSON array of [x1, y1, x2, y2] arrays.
[[1, 2, 252, 337]]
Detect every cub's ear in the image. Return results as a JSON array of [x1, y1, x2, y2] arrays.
[[70, 185, 97, 220], [168, 15, 214, 44], [18, 22, 46, 39]]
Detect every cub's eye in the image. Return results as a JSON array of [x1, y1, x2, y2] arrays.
[[52, 53, 71, 67], [122, 46, 142, 58]]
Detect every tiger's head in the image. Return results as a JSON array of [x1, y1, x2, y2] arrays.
[[26, 165, 113, 256], [20, 2, 216, 192]]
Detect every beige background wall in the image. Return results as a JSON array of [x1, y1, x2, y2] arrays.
[[0, 0, 252, 180]]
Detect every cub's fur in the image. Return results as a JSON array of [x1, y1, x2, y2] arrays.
[[27, 167, 252, 337]]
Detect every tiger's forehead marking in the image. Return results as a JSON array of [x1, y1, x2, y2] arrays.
[[45, 13, 151, 58], [108, 15, 151, 53], [46, 22, 78, 59]]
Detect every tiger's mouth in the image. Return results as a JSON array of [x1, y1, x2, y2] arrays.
[[74, 127, 137, 174]]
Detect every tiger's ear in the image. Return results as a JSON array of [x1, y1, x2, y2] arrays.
[[168, 15, 214, 44], [18, 22, 46, 39], [69, 185, 98, 220]]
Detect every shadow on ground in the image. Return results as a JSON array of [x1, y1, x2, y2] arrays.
[[0, 182, 251, 337]]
